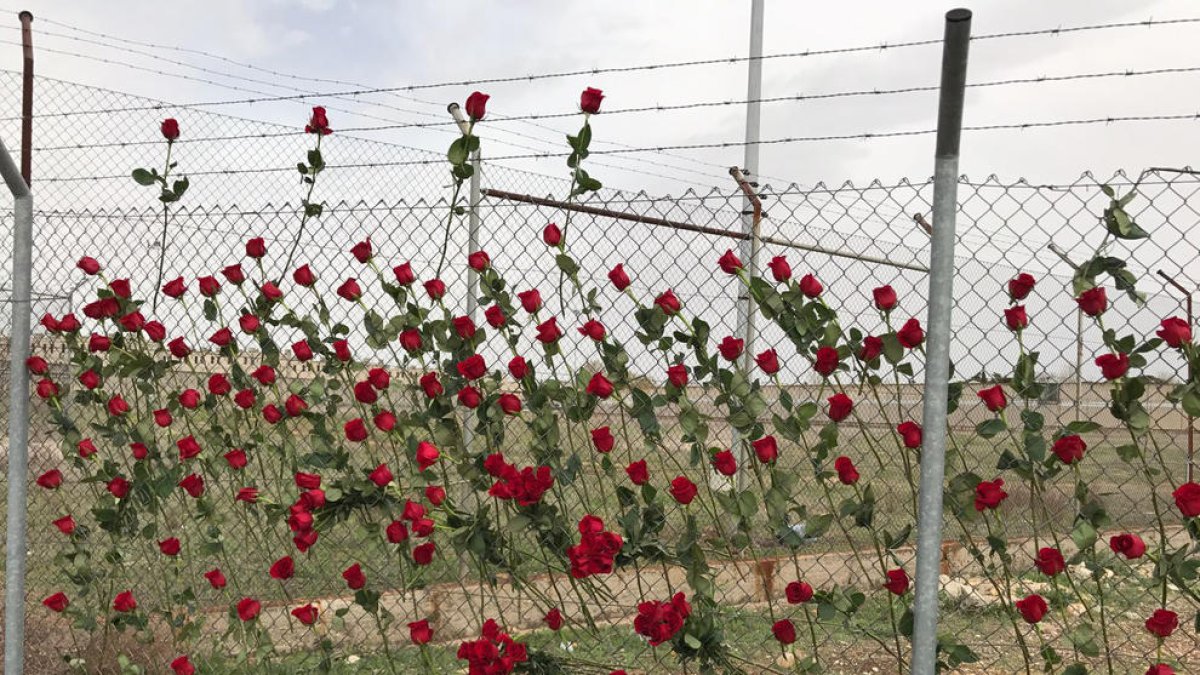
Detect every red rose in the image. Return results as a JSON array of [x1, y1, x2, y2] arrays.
[[374, 410, 397, 431], [453, 315, 477, 340], [1076, 287, 1107, 317], [386, 520, 409, 544], [397, 328, 423, 353], [111, 278, 132, 297], [518, 289, 542, 314], [291, 340, 314, 361], [579, 319, 606, 341], [366, 368, 390, 390], [269, 555, 295, 581], [25, 355, 48, 375], [667, 364, 688, 388], [467, 250, 490, 271], [633, 593, 691, 646], [608, 264, 631, 290], [1145, 608, 1179, 638], [207, 327, 232, 348], [873, 285, 898, 311], [179, 388, 202, 409], [974, 478, 1007, 511], [457, 354, 487, 380], [409, 618, 434, 645], [252, 365, 276, 386], [1095, 352, 1129, 380], [1109, 533, 1146, 559], [233, 389, 256, 409], [236, 487, 258, 503], [37, 469, 63, 489], [508, 355, 529, 380], [485, 304, 506, 328], [1051, 435, 1086, 464], [208, 373, 232, 396], [53, 515, 76, 535], [669, 475, 697, 504], [1008, 273, 1036, 301], [392, 262, 415, 285], [535, 317, 563, 344], [113, 590, 137, 612], [88, 333, 111, 352], [144, 320, 166, 341], [333, 339, 352, 362], [1147, 664, 1176, 675], [204, 568, 227, 589], [77, 256, 102, 275], [337, 278, 363, 301], [159, 537, 181, 556], [1033, 547, 1065, 576], [424, 279, 446, 299], [1004, 305, 1028, 331], [813, 346, 839, 376], [162, 277, 186, 298], [752, 435, 778, 464], [498, 393, 522, 415], [221, 263, 246, 284], [35, 378, 59, 400], [834, 456, 859, 485], [107, 395, 130, 417], [1015, 594, 1047, 624], [412, 541, 436, 565], [767, 256, 791, 283], [291, 604, 318, 625], [712, 449, 737, 476], [977, 385, 1007, 412], [543, 223, 562, 246], [591, 426, 615, 453], [293, 530, 318, 552], [344, 418, 368, 442], [77, 438, 98, 458], [161, 118, 180, 140], [897, 318, 924, 348], [224, 449, 247, 469], [196, 275, 220, 297], [827, 393, 853, 422], [238, 314, 260, 334], [369, 463, 393, 487], [118, 312, 145, 332], [580, 87, 604, 114], [416, 441, 440, 472], [465, 91, 489, 120], [420, 372, 443, 398], [772, 619, 797, 644], [237, 597, 262, 621], [586, 372, 614, 398], [57, 313, 82, 332], [1172, 482, 1200, 517], [793, 274, 823, 299], [626, 460, 649, 485], [349, 238, 373, 264], [245, 237, 266, 259], [168, 337, 192, 359], [178, 473, 204, 498], [897, 421, 922, 449], [177, 436, 202, 460], [1157, 317, 1192, 348], [295, 472, 322, 490], [305, 106, 332, 135], [285, 394, 307, 417], [718, 249, 743, 274], [403, 500, 427, 521], [785, 581, 813, 604], [718, 336, 743, 361], [426, 485, 447, 505], [457, 385, 481, 408], [655, 289, 682, 315], [43, 592, 69, 612], [883, 568, 909, 595], [755, 349, 780, 374]]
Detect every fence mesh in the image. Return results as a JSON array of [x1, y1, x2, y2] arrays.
[[1, 68, 1198, 673]]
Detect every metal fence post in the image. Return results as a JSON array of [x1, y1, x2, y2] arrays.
[[3, 134, 34, 675], [731, 0, 764, 490], [911, 9, 971, 675]]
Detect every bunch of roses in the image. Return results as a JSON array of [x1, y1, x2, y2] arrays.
[[566, 514, 624, 579], [456, 618, 529, 675], [483, 452, 554, 506], [633, 592, 692, 646]]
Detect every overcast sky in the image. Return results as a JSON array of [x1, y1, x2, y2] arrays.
[[1, 0, 1197, 195]]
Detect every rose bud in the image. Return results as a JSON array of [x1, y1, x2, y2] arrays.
[[772, 619, 797, 645], [238, 314, 260, 334], [88, 333, 111, 353], [542, 223, 562, 246], [333, 339, 352, 362], [409, 619, 434, 645], [305, 105, 332, 135], [717, 249, 743, 274], [1015, 594, 1047, 624], [161, 118, 180, 140], [393, 262, 415, 285], [1033, 547, 1065, 576], [591, 426, 615, 453], [752, 435, 778, 463], [453, 315, 477, 339], [368, 463, 393, 488], [580, 87, 604, 114], [269, 555, 295, 580], [77, 256, 102, 275], [827, 393, 853, 421], [1095, 352, 1129, 380], [872, 285, 898, 312], [883, 569, 909, 595], [669, 475, 698, 504], [974, 478, 1008, 511], [626, 459, 649, 485], [858, 336, 882, 363], [484, 304, 506, 328], [162, 277, 186, 298], [579, 319, 606, 341], [767, 256, 791, 283], [608, 264, 631, 290], [1172, 482, 1200, 517], [585, 372, 614, 398], [667, 364, 688, 388], [43, 592, 69, 612], [535, 317, 563, 344], [1004, 305, 1028, 331], [1008, 273, 1036, 300], [292, 340, 314, 361], [419, 372, 443, 398], [77, 438, 98, 458], [415, 441, 440, 472], [426, 486, 447, 505], [518, 289, 542, 314], [342, 563, 366, 590], [834, 456, 859, 485], [350, 238, 372, 263], [424, 279, 446, 299], [1076, 287, 1107, 317], [37, 469, 63, 489], [177, 436, 202, 460], [412, 541, 436, 565], [129, 442, 148, 460], [179, 388, 202, 409], [77, 369, 101, 390], [236, 487, 258, 503], [1109, 533, 1146, 559], [144, 321, 166, 341], [112, 590, 137, 612], [457, 354, 487, 380], [168, 337, 192, 358], [178, 473, 204, 498], [233, 389, 256, 409], [786, 581, 813, 604], [1051, 434, 1086, 464], [508, 355, 529, 380], [712, 449, 737, 476], [53, 515, 76, 535], [57, 313, 82, 332], [717, 336, 743, 362], [224, 449, 248, 469], [118, 312, 145, 332], [467, 250, 490, 271], [465, 91, 489, 120], [237, 597, 262, 621], [897, 318, 924, 348], [1145, 608, 1179, 638], [245, 237, 266, 259], [1157, 317, 1192, 348], [35, 378, 59, 400], [208, 373, 231, 396], [221, 263, 246, 284], [344, 418, 368, 442], [336, 278, 363, 301], [204, 568, 227, 589], [107, 395, 130, 417], [291, 604, 318, 626], [655, 289, 682, 315], [285, 394, 307, 417], [977, 385, 1007, 412], [498, 393, 522, 415], [158, 537, 181, 556], [813, 346, 839, 376]]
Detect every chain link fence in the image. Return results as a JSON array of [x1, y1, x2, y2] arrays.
[[0, 68, 1198, 673]]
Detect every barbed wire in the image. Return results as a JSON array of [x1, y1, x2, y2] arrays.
[[7, 16, 1200, 117]]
